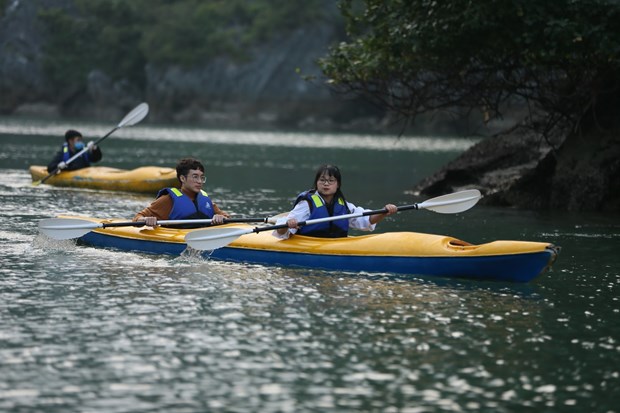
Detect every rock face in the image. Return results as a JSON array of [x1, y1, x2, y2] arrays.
[[144, 24, 347, 128], [414, 123, 566, 204], [415, 111, 620, 212], [0, 0, 61, 113]]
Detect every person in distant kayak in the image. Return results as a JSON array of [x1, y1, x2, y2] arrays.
[[274, 164, 398, 239], [46, 129, 103, 173], [133, 157, 229, 227]]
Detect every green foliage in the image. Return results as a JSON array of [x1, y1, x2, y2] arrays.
[[319, 0, 620, 132], [39, 1, 146, 94], [39, 0, 326, 94], [138, 0, 325, 65], [39, 7, 99, 92]]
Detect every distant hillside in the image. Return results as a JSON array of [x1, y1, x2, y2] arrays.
[[1, 0, 394, 131]]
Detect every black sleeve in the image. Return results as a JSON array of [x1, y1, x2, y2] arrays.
[[46, 150, 64, 173], [89, 146, 103, 163]]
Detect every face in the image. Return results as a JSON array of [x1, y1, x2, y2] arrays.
[[68, 137, 84, 151], [316, 173, 338, 197], [180, 168, 206, 194]]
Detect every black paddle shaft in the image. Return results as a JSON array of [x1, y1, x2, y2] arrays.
[[99, 216, 273, 229], [101, 221, 147, 229], [364, 203, 418, 215]]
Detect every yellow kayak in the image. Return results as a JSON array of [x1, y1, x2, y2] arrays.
[[29, 165, 177, 194], [62, 217, 558, 282]]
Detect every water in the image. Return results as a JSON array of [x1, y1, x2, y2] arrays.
[[1, 117, 619, 412]]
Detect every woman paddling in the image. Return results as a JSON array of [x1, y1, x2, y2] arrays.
[[274, 164, 397, 239]]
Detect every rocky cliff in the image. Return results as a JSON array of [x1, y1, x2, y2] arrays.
[[0, 0, 67, 115]]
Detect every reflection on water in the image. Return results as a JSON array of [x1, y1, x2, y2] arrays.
[[1, 120, 619, 412]]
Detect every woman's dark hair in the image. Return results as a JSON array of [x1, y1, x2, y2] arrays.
[[176, 157, 205, 181]]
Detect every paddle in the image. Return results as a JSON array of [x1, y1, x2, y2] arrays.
[[39, 215, 284, 240], [33, 102, 150, 186], [185, 189, 482, 250]]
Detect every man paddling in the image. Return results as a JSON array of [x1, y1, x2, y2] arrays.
[[133, 157, 229, 227], [47, 129, 102, 173]]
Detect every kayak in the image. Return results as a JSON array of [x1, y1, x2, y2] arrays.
[[29, 165, 177, 194], [66, 216, 559, 282]]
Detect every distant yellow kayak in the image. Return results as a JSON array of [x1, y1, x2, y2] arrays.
[[29, 165, 177, 194]]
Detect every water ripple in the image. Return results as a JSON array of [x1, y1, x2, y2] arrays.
[[1, 121, 619, 413]]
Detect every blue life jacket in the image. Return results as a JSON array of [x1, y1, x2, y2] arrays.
[[295, 191, 350, 238], [62, 143, 91, 164], [157, 188, 215, 220]]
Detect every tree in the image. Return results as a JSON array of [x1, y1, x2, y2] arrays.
[[40, 0, 327, 78], [319, 0, 620, 211]]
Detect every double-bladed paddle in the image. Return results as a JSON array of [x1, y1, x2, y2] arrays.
[[33, 102, 150, 186], [185, 189, 482, 251], [39, 215, 285, 241]]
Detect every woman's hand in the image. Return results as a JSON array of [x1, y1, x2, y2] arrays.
[[384, 204, 398, 215], [286, 218, 299, 229], [369, 204, 398, 225]]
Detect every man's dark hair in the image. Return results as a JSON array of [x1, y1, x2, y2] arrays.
[[65, 130, 82, 141], [176, 157, 205, 182]]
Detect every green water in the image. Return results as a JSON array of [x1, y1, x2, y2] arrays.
[[0, 119, 619, 412]]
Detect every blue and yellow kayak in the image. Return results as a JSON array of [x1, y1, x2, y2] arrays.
[[71, 217, 559, 282], [29, 165, 177, 194]]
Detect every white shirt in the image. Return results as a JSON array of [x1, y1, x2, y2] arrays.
[[272, 194, 376, 239]]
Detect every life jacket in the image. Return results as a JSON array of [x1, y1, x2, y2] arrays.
[[157, 187, 215, 220], [61, 143, 91, 164], [295, 190, 350, 238]]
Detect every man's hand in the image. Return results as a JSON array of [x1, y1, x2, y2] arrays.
[[56, 161, 67, 173], [211, 214, 225, 225]]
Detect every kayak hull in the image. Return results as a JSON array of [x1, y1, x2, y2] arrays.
[[30, 165, 177, 194], [71, 217, 559, 282]]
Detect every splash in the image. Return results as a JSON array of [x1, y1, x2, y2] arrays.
[[32, 233, 78, 252], [177, 246, 213, 264]]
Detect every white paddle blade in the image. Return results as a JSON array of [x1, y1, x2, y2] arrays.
[[418, 189, 482, 214], [118, 102, 149, 127], [185, 227, 253, 250], [38, 218, 102, 240]]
